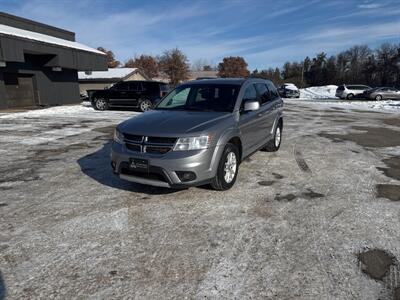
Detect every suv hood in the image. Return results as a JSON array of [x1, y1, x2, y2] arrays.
[[119, 110, 232, 136]]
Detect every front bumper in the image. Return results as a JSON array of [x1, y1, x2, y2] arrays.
[[111, 142, 223, 188]]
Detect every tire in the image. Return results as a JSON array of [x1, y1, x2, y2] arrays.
[[139, 99, 153, 112], [264, 121, 282, 152], [92, 98, 108, 111], [211, 143, 239, 191], [375, 94, 383, 101], [346, 93, 354, 100]]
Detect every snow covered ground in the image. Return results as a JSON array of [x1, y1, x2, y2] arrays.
[[287, 85, 400, 112]]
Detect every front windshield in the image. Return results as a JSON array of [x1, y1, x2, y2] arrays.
[[155, 84, 240, 112]]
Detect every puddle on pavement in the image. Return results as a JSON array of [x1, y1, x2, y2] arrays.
[[319, 126, 400, 148], [275, 193, 296, 201], [32, 143, 92, 162], [358, 249, 395, 281], [377, 157, 400, 181], [302, 188, 325, 199], [272, 173, 284, 179], [258, 180, 275, 186], [376, 184, 400, 201]]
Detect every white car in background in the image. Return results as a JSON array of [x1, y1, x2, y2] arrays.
[[278, 83, 300, 98], [335, 84, 371, 100]]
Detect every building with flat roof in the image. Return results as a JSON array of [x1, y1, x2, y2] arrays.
[[0, 12, 107, 109]]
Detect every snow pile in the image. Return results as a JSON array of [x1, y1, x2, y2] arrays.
[[0, 103, 139, 120], [300, 85, 338, 99]]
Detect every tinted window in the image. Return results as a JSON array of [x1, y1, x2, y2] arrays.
[[114, 82, 129, 90], [243, 85, 257, 101], [156, 84, 240, 112], [128, 82, 142, 91], [266, 81, 279, 99], [160, 84, 170, 92], [255, 83, 271, 104]]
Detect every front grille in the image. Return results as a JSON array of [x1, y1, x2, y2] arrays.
[[123, 134, 177, 154], [126, 144, 141, 152]]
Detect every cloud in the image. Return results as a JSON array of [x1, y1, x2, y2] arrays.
[[358, 3, 382, 9]]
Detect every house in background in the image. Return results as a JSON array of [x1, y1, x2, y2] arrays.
[[78, 68, 149, 95], [0, 12, 107, 109]]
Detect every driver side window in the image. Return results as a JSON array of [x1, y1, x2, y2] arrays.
[[240, 85, 258, 112]]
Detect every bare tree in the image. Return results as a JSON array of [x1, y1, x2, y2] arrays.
[[97, 47, 120, 68], [124, 55, 159, 79], [158, 48, 190, 86]]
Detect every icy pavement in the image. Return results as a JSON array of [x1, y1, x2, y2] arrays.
[[1, 102, 400, 299]]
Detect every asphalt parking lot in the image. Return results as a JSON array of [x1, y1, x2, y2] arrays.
[[1, 102, 400, 299]]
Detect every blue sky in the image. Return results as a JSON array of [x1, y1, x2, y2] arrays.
[[1, 0, 399, 70]]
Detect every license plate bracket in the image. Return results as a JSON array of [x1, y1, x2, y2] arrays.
[[129, 158, 149, 171]]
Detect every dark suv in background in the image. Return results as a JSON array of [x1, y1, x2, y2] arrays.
[[89, 81, 170, 112]]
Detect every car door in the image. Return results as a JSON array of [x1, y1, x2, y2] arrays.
[[238, 84, 264, 157], [127, 81, 143, 106], [109, 81, 130, 106], [388, 88, 400, 99], [254, 83, 276, 146]]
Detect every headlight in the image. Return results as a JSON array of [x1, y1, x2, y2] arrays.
[[113, 128, 124, 144], [173, 135, 210, 151]]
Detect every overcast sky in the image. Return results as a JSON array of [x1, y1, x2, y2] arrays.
[[1, 0, 399, 70]]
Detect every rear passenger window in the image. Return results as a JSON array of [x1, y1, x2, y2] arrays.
[[255, 83, 271, 104], [129, 82, 142, 91], [266, 81, 279, 100]]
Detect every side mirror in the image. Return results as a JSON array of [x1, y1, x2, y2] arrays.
[[244, 100, 260, 112]]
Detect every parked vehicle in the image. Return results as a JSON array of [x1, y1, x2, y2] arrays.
[[278, 83, 300, 98], [335, 84, 371, 100], [111, 78, 284, 190], [363, 87, 400, 100], [90, 81, 170, 112]]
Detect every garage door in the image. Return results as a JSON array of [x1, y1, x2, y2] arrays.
[[4, 73, 36, 108]]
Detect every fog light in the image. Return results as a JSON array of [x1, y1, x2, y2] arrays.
[[176, 171, 196, 182]]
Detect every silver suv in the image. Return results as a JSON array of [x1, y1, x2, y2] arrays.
[[111, 78, 283, 190], [335, 84, 371, 99]]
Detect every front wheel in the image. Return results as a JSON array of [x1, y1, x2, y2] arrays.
[[264, 122, 282, 152], [139, 99, 153, 112], [92, 98, 108, 111], [211, 143, 239, 191], [346, 93, 354, 100], [375, 94, 383, 101]]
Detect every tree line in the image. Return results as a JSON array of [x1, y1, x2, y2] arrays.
[[97, 42, 400, 88]]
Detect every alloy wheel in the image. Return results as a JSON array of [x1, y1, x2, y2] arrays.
[[224, 152, 237, 183]]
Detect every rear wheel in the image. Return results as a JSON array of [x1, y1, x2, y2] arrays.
[[211, 143, 239, 191], [346, 93, 354, 100], [375, 94, 383, 101], [92, 98, 108, 111], [264, 122, 282, 152], [139, 99, 153, 112]]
